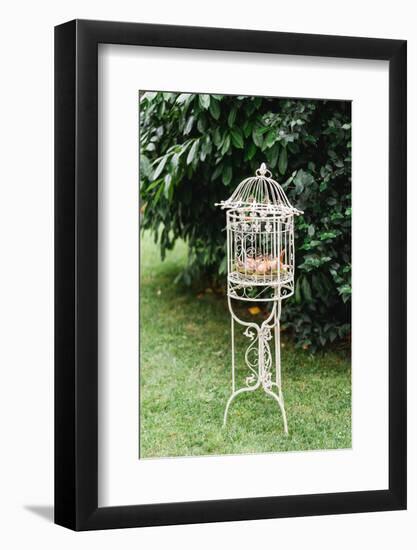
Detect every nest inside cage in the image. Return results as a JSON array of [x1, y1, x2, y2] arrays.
[[234, 253, 289, 278]]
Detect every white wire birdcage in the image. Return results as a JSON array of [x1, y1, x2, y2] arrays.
[[218, 162, 303, 302], [217, 163, 303, 433]]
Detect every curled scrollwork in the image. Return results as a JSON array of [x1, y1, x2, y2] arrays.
[[242, 324, 275, 389], [243, 327, 259, 387]]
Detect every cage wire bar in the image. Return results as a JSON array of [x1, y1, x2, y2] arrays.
[[217, 163, 303, 434]]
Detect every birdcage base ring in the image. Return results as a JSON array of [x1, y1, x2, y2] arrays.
[[227, 281, 294, 302], [228, 270, 293, 287]]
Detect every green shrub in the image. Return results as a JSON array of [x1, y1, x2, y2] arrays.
[[139, 92, 351, 350]]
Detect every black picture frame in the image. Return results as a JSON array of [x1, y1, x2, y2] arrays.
[[55, 19, 407, 531]]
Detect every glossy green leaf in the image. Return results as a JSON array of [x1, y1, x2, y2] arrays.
[[243, 120, 253, 138], [227, 107, 237, 128], [265, 130, 277, 148], [164, 173, 172, 199], [153, 155, 169, 179], [209, 98, 221, 120], [211, 163, 223, 181], [221, 134, 231, 155], [186, 140, 199, 165], [199, 94, 210, 110], [222, 165, 232, 186], [197, 115, 207, 133], [176, 93, 191, 104], [143, 91, 157, 101], [184, 116, 194, 135], [278, 146, 288, 175], [302, 276, 312, 302], [252, 127, 263, 147], [145, 177, 163, 192], [140, 155, 152, 178], [266, 144, 280, 169], [245, 142, 257, 161], [230, 128, 244, 149], [213, 127, 222, 148]]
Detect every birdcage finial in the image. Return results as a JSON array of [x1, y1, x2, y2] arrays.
[[256, 163, 271, 178]]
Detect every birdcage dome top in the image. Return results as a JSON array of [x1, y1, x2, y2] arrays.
[[217, 163, 303, 216]]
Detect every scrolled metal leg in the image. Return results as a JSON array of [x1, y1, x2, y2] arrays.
[[224, 297, 288, 434], [223, 382, 260, 427]]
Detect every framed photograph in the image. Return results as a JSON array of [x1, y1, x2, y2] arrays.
[[55, 19, 406, 530]]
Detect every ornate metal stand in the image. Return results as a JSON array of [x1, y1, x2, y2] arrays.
[[216, 163, 303, 434], [224, 295, 288, 434]]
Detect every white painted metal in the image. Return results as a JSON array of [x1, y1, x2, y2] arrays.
[[216, 163, 303, 434]]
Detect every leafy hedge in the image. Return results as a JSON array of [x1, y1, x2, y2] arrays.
[[139, 92, 351, 349]]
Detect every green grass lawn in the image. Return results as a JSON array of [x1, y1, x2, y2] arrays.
[[140, 232, 351, 458]]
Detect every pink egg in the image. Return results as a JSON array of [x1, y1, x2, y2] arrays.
[[256, 261, 268, 274], [246, 258, 257, 272]]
